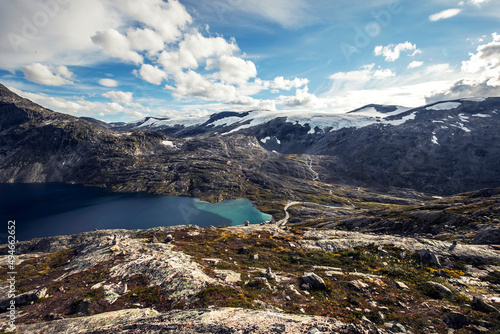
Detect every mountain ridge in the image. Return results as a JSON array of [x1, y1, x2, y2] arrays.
[[2, 83, 500, 200]]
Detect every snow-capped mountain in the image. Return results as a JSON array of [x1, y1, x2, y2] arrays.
[[106, 97, 500, 194], [108, 104, 412, 137]]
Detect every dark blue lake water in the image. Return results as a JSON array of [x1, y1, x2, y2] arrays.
[[0, 183, 272, 242]]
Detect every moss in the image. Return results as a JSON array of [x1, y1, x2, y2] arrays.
[[195, 286, 255, 309], [0, 249, 76, 282]]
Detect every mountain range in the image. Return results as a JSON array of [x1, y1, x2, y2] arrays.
[[78, 87, 500, 196]]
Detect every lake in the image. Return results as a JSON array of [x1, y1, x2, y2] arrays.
[[0, 183, 272, 242]]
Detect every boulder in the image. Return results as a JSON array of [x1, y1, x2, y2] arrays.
[[75, 299, 92, 315], [425, 281, 452, 298], [473, 226, 500, 245], [300, 272, 326, 290], [265, 267, 276, 281], [248, 277, 271, 289], [444, 311, 469, 329], [0, 287, 48, 312], [384, 321, 407, 333], [419, 249, 441, 267], [472, 296, 500, 314], [348, 280, 368, 291], [395, 281, 409, 290], [164, 234, 174, 243]]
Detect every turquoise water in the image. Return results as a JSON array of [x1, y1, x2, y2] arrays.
[[194, 198, 272, 225], [0, 183, 272, 242]]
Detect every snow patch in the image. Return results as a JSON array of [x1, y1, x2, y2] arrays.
[[471, 113, 491, 118], [431, 132, 439, 145], [426, 102, 461, 111], [161, 140, 177, 148], [307, 127, 316, 134], [138, 116, 210, 129], [276, 138, 281, 145], [458, 114, 469, 122], [462, 97, 486, 102], [452, 123, 471, 133], [260, 137, 271, 144], [385, 112, 416, 126]]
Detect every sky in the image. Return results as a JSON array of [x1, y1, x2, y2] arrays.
[[0, 0, 499, 122]]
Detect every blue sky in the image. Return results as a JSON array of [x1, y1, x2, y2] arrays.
[[0, 0, 499, 122]]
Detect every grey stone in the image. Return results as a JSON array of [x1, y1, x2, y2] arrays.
[[420, 249, 441, 267], [300, 272, 326, 290], [395, 281, 409, 290], [164, 234, 174, 243], [361, 315, 372, 324], [0, 287, 48, 312], [308, 327, 321, 334], [399, 250, 407, 259], [348, 279, 368, 291], [384, 321, 407, 333]]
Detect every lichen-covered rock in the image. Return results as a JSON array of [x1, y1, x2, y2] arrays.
[[425, 281, 452, 297], [0, 288, 47, 312], [17, 307, 374, 334]]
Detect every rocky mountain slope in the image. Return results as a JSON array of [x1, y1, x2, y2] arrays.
[[0, 84, 339, 211]]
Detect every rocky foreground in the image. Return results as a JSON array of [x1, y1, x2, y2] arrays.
[[1, 216, 499, 334]]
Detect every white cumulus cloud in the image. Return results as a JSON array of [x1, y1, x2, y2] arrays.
[[373, 69, 395, 78], [158, 33, 239, 74], [272, 76, 309, 91], [127, 28, 164, 53], [102, 91, 134, 105], [429, 8, 462, 22], [218, 56, 257, 85], [117, 0, 192, 43], [469, 0, 489, 6], [280, 86, 324, 109], [374, 42, 420, 62], [21, 63, 74, 86], [408, 61, 424, 69], [138, 64, 168, 85], [428, 33, 500, 102], [99, 78, 119, 87], [91, 29, 143, 64]]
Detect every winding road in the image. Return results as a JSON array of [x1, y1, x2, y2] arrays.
[[276, 201, 353, 227], [276, 201, 302, 227]]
